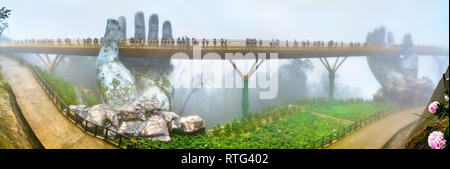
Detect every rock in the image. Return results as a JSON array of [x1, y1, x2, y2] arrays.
[[172, 116, 205, 134], [97, 18, 137, 107], [69, 105, 87, 118], [68, 100, 206, 143], [118, 121, 143, 137], [135, 100, 162, 114], [85, 104, 116, 127], [105, 110, 119, 128], [134, 11, 146, 39], [148, 14, 159, 41], [138, 115, 170, 142], [161, 111, 179, 123], [118, 104, 146, 121], [105, 124, 118, 140], [161, 21, 173, 41], [160, 111, 180, 132], [117, 16, 127, 41]]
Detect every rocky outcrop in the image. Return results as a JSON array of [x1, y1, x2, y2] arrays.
[[161, 21, 173, 41], [139, 114, 170, 142], [134, 11, 146, 39], [366, 26, 434, 105], [172, 116, 206, 134], [97, 19, 137, 107], [69, 100, 205, 142], [148, 14, 159, 41]]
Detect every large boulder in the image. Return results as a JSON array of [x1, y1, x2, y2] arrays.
[[69, 100, 205, 143], [160, 111, 180, 132], [139, 115, 171, 142], [118, 104, 147, 122], [97, 18, 137, 107], [172, 116, 205, 134], [134, 11, 146, 39], [85, 104, 116, 127], [105, 109, 120, 128], [135, 100, 162, 114], [118, 121, 143, 137], [69, 105, 87, 118]]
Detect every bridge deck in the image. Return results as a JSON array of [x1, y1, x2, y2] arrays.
[[0, 55, 116, 149], [1, 43, 447, 59]]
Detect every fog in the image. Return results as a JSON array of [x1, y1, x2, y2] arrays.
[[2, 0, 448, 126]]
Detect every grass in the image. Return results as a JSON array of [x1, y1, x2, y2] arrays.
[[139, 98, 396, 149], [0, 136, 13, 149], [313, 103, 396, 121], [0, 66, 11, 91], [79, 87, 102, 106], [34, 66, 78, 106]]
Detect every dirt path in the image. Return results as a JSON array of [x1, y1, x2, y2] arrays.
[[310, 111, 354, 124], [326, 107, 423, 149], [0, 55, 116, 149]]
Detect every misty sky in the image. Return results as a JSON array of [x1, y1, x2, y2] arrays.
[[2, 0, 449, 99], [2, 0, 449, 46]]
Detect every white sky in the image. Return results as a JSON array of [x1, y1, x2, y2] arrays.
[[2, 0, 449, 46], [1, 0, 449, 99]]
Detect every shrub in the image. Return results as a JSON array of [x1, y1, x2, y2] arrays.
[[35, 66, 78, 106]]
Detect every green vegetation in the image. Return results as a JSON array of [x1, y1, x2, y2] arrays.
[[139, 98, 397, 149], [0, 136, 13, 149], [79, 87, 102, 106], [0, 66, 10, 90], [313, 103, 395, 121], [35, 66, 78, 105]]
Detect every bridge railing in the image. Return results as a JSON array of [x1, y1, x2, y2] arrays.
[[30, 65, 162, 149], [4, 54, 161, 149], [300, 105, 416, 149], [1, 38, 367, 50]]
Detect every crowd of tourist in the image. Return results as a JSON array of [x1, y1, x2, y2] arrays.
[[11, 38, 363, 49]]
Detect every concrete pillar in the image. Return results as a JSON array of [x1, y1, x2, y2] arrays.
[[242, 76, 249, 117]]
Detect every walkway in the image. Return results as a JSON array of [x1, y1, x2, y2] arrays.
[[326, 107, 422, 149], [0, 55, 116, 149]]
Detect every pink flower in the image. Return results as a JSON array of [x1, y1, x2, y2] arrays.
[[428, 131, 446, 149], [428, 101, 439, 114]]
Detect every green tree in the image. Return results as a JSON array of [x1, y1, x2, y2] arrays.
[[0, 7, 11, 35]]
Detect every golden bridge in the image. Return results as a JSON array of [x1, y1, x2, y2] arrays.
[[1, 39, 448, 59]]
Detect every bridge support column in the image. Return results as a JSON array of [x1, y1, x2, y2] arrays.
[[242, 76, 249, 117], [228, 58, 265, 117], [319, 56, 347, 99], [36, 53, 65, 71]]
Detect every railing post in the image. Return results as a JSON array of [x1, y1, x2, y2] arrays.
[[118, 135, 123, 148], [105, 128, 109, 141], [94, 125, 97, 137]]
